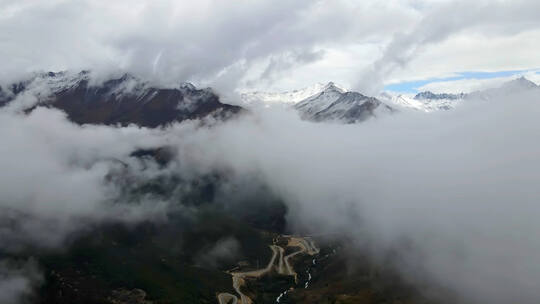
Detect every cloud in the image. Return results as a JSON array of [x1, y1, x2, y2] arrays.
[[162, 90, 540, 304], [0, 259, 43, 304], [0, 104, 173, 252], [0, 0, 334, 88], [1, 72, 540, 303], [195, 237, 241, 269], [2, 1, 539, 93], [354, 0, 540, 94], [258, 49, 326, 85], [1, 2, 540, 302]]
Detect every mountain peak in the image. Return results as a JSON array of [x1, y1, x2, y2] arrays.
[[294, 83, 393, 124], [0, 70, 243, 127], [322, 81, 345, 93], [414, 91, 465, 100], [503, 76, 538, 89]]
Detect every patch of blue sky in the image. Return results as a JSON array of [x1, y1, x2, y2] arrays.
[[384, 68, 540, 93]]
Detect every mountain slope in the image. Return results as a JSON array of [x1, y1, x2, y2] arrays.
[[467, 76, 539, 100], [0, 71, 243, 127], [294, 83, 394, 123], [240, 82, 347, 107], [382, 92, 464, 112], [383, 76, 539, 112]]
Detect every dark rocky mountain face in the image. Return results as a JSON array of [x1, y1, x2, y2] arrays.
[[0, 71, 243, 127]]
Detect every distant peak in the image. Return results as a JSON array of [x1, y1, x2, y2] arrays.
[[119, 73, 136, 80], [414, 91, 465, 100], [414, 91, 436, 99], [322, 81, 345, 93], [505, 76, 537, 88]]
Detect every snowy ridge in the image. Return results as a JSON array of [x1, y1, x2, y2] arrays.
[[467, 76, 539, 100], [0, 71, 242, 127], [294, 83, 393, 123], [380, 93, 462, 112], [295, 83, 345, 115], [241, 81, 394, 123], [240, 82, 346, 107], [382, 76, 539, 112], [1, 71, 215, 105]]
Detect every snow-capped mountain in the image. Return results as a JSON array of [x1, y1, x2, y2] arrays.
[[467, 76, 539, 100], [241, 82, 393, 123], [0, 71, 242, 127], [381, 92, 465, 112], [294, 82, 394, 124], [383, 76, 539, 112], [414, 91, 466, 100], [240, 82, 347, 107]]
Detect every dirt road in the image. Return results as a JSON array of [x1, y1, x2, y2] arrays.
[[218, 245, 280, 304], [217, 236, 319, 304]]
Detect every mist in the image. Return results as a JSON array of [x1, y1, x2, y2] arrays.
[[0, 259, 42, 304], [0, 104, 176, 252], [0, 78, 539, 303], [1, 0, 539, 302], [160, 91, 540, 303]]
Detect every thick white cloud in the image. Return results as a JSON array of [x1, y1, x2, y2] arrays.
[[1, 2, 540, 302], [2, 0, 538, 93], [353, 0, 540, 94], [166, 90, 540, 304], [0, 103, 173, 252], [1, 70, 539, 303]]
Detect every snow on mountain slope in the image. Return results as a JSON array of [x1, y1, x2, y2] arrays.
[[383, 76, 539, 112], [294, 83, 345, 114], [240, 82, 346, 107], [241, 81, 394, 123], [467, 76, 539, 100], [0, 71, 243, 127], [380, 92, 464, 112], [295, 83, 393, 124]]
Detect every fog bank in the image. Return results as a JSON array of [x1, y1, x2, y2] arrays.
[[167, 92, 540, 303], [1, 89, 539, 303]]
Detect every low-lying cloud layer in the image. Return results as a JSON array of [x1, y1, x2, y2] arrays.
[[164, 92, 540, 303], [0, 104, 173, 252], [1, 82, 539, 303], [0, 259, 42, 304], [1, 1, 540, 302]]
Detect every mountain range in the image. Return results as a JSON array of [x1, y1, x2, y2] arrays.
[[0, 71, 242, 127], [2, 71, 538, 128], [293, 82, 394, 123], [242, 82, 395, 123], [242, 76, 539, 116], [383, 76, 539, 112]]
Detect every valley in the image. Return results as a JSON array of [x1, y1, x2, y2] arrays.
[[217, 236, 319, 304], [2, 1, 540, 303]]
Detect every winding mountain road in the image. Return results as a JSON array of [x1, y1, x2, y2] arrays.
[[217, 245, 280, 304], [281, 237, 319, 282], [217, 236, 319, 304]]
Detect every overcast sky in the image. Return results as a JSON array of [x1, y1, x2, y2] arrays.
[[0, 0, 539, 93]]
